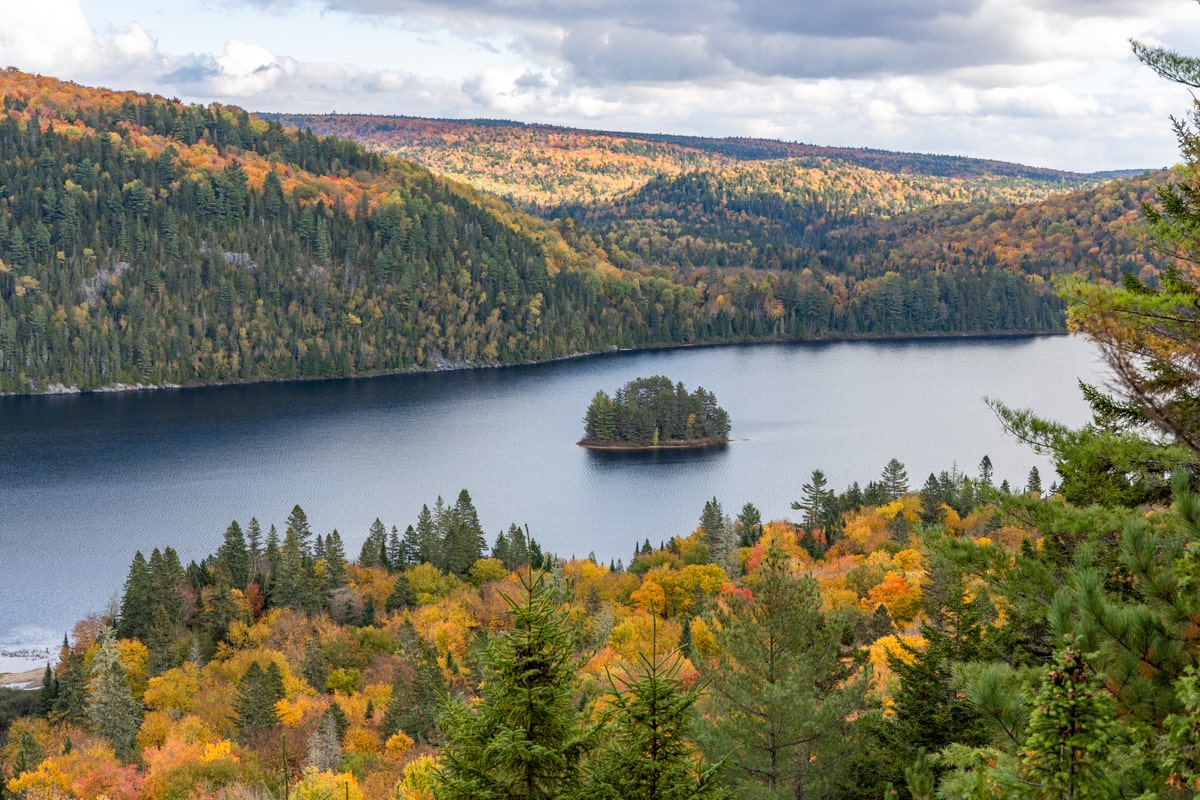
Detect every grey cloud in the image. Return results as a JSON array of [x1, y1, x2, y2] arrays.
[[224, 0, 1172, 83], [561, 24, 723, 83], [514, 70, 548, 89], [161, 58, 220, 87]]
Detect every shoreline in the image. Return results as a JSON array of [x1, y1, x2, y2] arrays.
[[579, 439, 731, 452], [2, 329, 1071, 398], [0, 668, 43, 691]]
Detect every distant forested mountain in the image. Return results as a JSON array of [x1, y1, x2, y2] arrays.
[[0, 72, 1160, 394]]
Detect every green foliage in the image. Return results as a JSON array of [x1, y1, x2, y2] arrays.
[[582, 638, 728, 800], [697, 541, 868, 799], [1019, 639, 1116, 800], [232, 660, 285, 741], [583, 376, 730, 447], [435, 571, 595, 800]]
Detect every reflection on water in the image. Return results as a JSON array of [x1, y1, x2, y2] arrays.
[[585, 444, 732, 468], [0, 335, 1106, 667]]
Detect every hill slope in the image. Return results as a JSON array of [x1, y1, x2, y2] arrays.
[[0, 74, 1163, 393]]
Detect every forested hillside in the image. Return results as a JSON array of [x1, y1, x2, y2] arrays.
[[270, 112, 1170, 338]]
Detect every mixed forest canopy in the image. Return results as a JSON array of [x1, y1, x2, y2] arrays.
[[0, 69, 1167, 395], [14, 34, 1200, 799], [580, 375, 731, 448]]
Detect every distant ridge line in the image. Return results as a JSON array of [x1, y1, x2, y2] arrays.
[[259, 111, 1136, 181]]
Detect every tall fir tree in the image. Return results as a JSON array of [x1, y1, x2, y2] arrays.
[[435, 571, 595, 799]]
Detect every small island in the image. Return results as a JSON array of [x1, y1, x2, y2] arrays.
[[580, 375, 732, 450]]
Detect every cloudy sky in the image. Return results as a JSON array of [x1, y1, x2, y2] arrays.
[[2, 0, 1200, 172]]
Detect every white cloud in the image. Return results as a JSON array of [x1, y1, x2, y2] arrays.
[[0, 0, 1195, 171]]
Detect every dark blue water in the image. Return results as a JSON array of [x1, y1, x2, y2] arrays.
[[0, 335, 1106, 669]]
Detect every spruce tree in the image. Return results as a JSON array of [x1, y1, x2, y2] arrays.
[[287, 504, 313, 557], [582, 628, 726, 800], [217, 520, 251, 588], [233, 660, 285, 741], [34, 663, 57, 717], [117, 550, 152, 641], [386, 572, 417, 614], [1019, 639, 1115, 800], [881, 458, 910, 500], [699, 497, 734, 575], [88, 628, 142, 760], [435, 571, 595, 799], [697, 541, 865, 798], [324, 528, 349, 588]]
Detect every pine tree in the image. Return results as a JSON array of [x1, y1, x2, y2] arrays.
[[881, 458, 910, 500], [435, 571, 595, 799], [217, 520, 251, 588], [117, 550, 152, 641], [386, 572, 417, 614], [287, 504, 313, 557], [34, 663, 57, 717], [582, 626, 727, 800], [233, 660, 285, 741], [1019, 639, 1115, 800], [697, 541, 865, 798], [88, 628, 142, 759], [699, 497, 734, 575], [735, 502, 763, 547], [246, 516, 263, 556], [793, 469, 838, 536]]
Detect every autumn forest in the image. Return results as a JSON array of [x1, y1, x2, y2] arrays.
[[4, 41, 1200, 800]]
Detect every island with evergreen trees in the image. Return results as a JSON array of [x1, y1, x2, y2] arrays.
[[580, 375, 731, 450]]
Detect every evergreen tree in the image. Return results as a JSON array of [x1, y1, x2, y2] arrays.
[[697, 541, 866, 798], [443, 489, 486, 577], [1027, 466, 1043, 496], [435, 571, 595, 800], [387, 525, 404, 570], [793, 468, 838, 536], [53, 644, 89, 726], [87, 628, 142, 759], [217, 520, 251, 588], [324, 528, 348, 588], [582, 627, 727, 800], [881, 458, 910, 500], [386, 572, 417, 614], [360, 518, 388, 567], [117, 550, 152, 641], [382, 628, 445, 744], [920, 473, 947, 525], [232, 660, 285, 741], [246, 516, 263, 557], [34, 663, 57, 717], [699, 497, 734, 575], [301, 637, 329, 693], [413, 503, 439, 566], [1019, 639, 1116, 800], [271, 527, 310, 610], [978, 455, 994, 487], [735, 502, 763, 547], [287, 504, 313, 557]]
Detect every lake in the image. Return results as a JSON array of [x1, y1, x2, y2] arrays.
[[0, 334, 1107, 670]]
